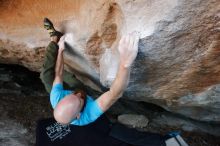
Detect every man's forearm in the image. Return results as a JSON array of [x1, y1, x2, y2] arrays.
[[109, 63, 130, 98], [55, 50, 64, 77], [96, 62, 131, 112]]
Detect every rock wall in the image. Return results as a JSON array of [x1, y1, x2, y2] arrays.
[[0, 0, 220, 122]]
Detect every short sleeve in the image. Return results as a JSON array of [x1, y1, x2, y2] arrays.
[[50, 83, 72, 108], [71, 96, 103, 125], [86, 99, 103, 122]]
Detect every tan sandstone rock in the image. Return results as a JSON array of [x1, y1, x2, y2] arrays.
[[0, 0, 220, 122]]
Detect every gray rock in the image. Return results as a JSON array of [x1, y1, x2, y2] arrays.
[[0, 74, 11, 82], [118, 114, 149, 128], [0, 119, 30, 146]]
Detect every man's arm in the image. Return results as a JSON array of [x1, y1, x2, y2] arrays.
[[53, 37, 65, 86], [96, 32, 140, 112]]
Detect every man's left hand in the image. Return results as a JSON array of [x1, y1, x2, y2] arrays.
[[58, 36, 65, 52]]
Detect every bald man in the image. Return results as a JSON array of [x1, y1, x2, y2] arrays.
[[40, 18, 139, 125]]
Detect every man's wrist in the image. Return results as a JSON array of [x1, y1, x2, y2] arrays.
[[50, 36, 59, 43], [119, 62, 131, 70], [58, 48, 64, 53]]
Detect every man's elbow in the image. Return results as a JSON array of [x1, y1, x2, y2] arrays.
[[54, 72, 63, 79], [55, 70, 62, 77]]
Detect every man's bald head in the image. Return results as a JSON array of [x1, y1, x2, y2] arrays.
[[53, 92, 84, 124]]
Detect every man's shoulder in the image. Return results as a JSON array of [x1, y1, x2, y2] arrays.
[[70, 96, 103, 126], [50, 83, 72, 108], [84, 96, 103, 115], [51, 83, 63, 92]]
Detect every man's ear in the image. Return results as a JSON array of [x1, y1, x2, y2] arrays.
[[75, 92, 82, 98], [76, 113, 81, 119]]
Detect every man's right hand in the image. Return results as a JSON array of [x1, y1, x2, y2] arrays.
[[118, 32, 140, 68]]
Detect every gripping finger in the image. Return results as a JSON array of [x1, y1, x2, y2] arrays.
[[133, 32, 140, 51], [128, 33, 135, 51]]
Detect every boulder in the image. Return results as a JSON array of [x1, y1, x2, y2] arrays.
[[118, 114, 149, 128], [0, 0, 220, 121]]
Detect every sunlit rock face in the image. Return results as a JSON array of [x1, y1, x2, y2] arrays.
[[0, 0, 220, 122]]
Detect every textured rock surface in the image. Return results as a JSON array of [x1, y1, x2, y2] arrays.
[[0, 119, 30, 146], [1, 64, 219, 145], [0, 0, 220, 122], [118, 114, 149, 128]]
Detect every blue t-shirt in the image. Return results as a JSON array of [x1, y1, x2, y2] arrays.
[[50, 84, 103, 126]]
